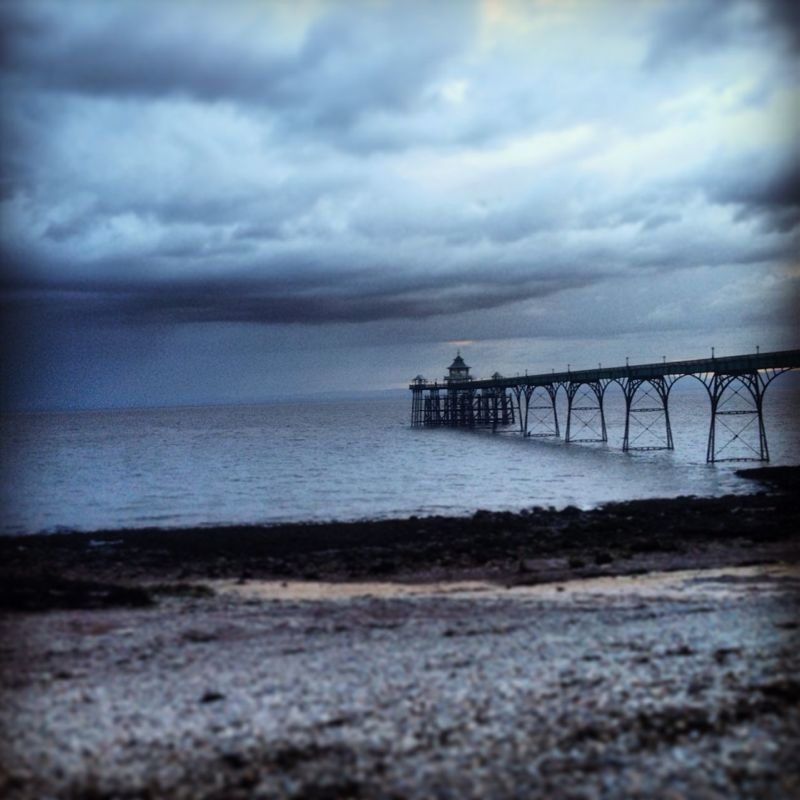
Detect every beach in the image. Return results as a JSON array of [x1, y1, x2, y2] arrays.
[[4, 1, 799, 795], [1, 467, 799, 798]]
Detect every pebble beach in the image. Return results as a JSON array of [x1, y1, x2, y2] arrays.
[[1, 468, 799, 799]]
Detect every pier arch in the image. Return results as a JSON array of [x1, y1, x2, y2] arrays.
[[411, 350, 800, 463]]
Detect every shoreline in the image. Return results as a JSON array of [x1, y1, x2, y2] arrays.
[[2, 466, 798, 609], [0, 461, 784, 541]]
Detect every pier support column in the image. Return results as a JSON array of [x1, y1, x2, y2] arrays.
[[464, 390, 476, 427], [411, 387, 423, 426], [479, 392, 490, 425], [622, 378, 674, 452], [565, 381, 607, 443], [429, 388, 441, 426], [524, 385, 560, 438], [512, 387, 523, 434], [502, 391, 513, 425], [704, 371, 774, 463]]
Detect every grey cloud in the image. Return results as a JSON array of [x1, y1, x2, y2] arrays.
[[702, 157, 800, 233], [644, 0, 742, 69], [644, 0, 798, 69], [1, 0, 798, 411], [2, 206, 789, 329], [7, 258, 793, 358], [119, 280, 579, 326], [42, 215, 91, 243], [641, 213, 682, 232], [1, 1, 474, 136], [0, 262, 599, 328], [761, 0, 800, 52]]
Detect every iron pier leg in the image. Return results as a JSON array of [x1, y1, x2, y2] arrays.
[[565, 385, 573, 443], [706, 378, 717, 463], [550, 386, 560, 438], [524, 388, 532, 436], [431, 389, 441, 426], [758, 390, 769, 461], [599, 386, 608, 442], [623, 378, 673, 452], [705, 372, 769, 463], [525, 386, 561, 437], [513, 388, 525, 434], [566, 382, 607, 443], [502, 392, 513, 425], [622, 379, 633, 451], [664, 390, 674, 450]]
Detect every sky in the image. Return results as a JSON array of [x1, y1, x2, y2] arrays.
[[1, 0, 798, 410]]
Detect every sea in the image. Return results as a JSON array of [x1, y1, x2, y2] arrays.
[[1, 384, 798, 536]]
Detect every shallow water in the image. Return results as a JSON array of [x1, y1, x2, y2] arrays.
[[1, 384, 798, 534]]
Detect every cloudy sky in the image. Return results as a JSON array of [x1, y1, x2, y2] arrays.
[[1, 0, 798, 409]]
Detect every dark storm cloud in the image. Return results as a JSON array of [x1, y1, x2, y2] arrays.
[[114, 274, 591, 326], [2, 207, 790, 330], [644, 0, 800, 68], [0, 1, 473, 137], [699, 156, 800, 233], [0, 249, 605, 326], [644, 0, 744, 69], [762, 0, 800, 51], [1, 0, 799, 410]]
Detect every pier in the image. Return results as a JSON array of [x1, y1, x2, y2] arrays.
[[410, 349, 800, 462]]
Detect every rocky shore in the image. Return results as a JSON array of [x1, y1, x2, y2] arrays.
[[1, 466, 798, 608], [1, 466, 799, 798]]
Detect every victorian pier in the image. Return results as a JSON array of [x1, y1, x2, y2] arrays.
[[410, 349, 800, 463]]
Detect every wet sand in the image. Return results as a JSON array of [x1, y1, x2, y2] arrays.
[[1, 466, 799, 798]]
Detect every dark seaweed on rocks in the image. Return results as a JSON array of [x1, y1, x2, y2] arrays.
[[0, 574, 153, 612]]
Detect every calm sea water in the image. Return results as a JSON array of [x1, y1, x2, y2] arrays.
[[1, 385, 798, 535]]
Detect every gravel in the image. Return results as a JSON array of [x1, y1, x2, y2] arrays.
[[1, 566, 799, 799]]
